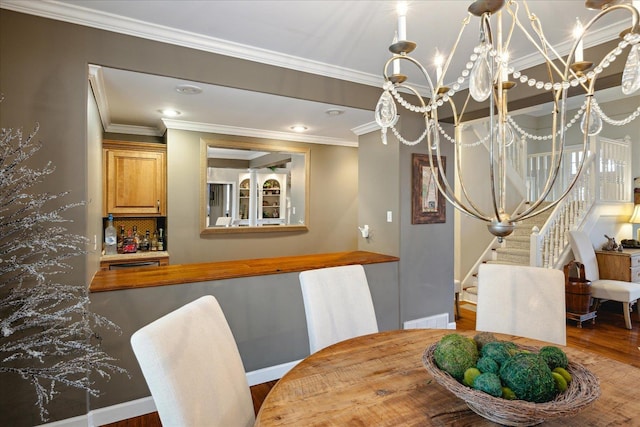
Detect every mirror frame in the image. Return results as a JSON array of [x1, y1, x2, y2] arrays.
[[200, 138, 310, 234]]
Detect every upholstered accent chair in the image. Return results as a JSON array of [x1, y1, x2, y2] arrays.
[[299, 264, 378, 353], [476, 263, 567, 345], [569, 230, 640, 329], [131, 295, 255, 427]]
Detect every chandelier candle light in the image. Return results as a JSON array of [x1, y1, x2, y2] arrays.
[[376, 0, 640, 239]]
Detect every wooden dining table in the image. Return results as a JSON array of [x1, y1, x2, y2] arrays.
[[254, 329, 640, 426]]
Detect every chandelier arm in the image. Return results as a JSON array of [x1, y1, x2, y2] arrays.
[[495, 12, 507, 214], [518, 131, 592, 223], [437, 13, 473, 89], [565, 4, 640, 93], [519, 3, 566, 106], [513, 88, 568, 220], [456, 91, 473, 123], [599, 3, 640, 35], [480, 12, 494, 46], [428, 139, 492, 223], [451, 123, 492, 219], [486, 50, 504, 223], [430, 95, 490, 220], [518, 73, 597, 222], [511, 14, 569, 82], [503, 1, 518, 53], [383, 55, 436, 99]]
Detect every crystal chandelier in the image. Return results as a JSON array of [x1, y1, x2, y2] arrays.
[[376, 0, 640, 239]]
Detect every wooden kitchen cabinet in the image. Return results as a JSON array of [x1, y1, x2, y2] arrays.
[[103, 141, 166, 216]]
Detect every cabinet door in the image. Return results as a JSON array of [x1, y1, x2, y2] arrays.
[[104, 147, 166, 216]]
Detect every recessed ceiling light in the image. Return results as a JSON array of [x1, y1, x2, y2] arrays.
[[290, 125, 308, 132], [159, 108, 181, 117], [175, 84, 202, 95], [325, 108, 345, 116]]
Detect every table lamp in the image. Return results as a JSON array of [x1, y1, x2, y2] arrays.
[[629, 204, 640, 241]]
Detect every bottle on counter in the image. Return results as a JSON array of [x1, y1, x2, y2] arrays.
[[151, 230, 159, 251], [122, 230, 137, 253], [158, 228, 164, 251], [141, 230, 150, 251], [117, 225, 125, 253], [104, 214, 117, 255], [133, 225, 140, 250]]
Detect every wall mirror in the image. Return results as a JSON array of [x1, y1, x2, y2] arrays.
[[200, 139, 309, 234]]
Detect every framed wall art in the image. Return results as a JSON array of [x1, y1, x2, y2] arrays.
[[412, 154, 446, 224]]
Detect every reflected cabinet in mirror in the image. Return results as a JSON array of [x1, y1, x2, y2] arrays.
[[200, 139, 309, 234]]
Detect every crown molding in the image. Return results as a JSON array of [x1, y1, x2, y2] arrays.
[[106, 124, 165, 137], [512, 20, 630, 72], [0, 0, 383, 89], [162, 119, 358, 147], [87, 65, 111, 132], [351, 121, 380, 136], [2, 1, 629, 90], [88, 64, 164, 136]]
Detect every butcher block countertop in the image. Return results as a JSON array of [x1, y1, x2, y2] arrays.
[[89, 251, 399, 292]]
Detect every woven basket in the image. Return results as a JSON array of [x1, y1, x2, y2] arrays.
[[422, 343, 600, 426]]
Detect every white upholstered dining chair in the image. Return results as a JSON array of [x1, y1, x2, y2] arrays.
[[130, 295, 255, 427], [476, 263, 567, 345], [569, 230, 640, 329], [299, 264, 379, 353]]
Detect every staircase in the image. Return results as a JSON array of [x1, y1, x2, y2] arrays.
[[460, 135, 632, 304], [492, 207, 552, 265], [462, 207, 553, 302]]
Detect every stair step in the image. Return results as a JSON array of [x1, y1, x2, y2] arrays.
[[495, 247, 529, 256], [462, 286, 478, 303], [510, 226, 537, 237], [503, 237, 529, 249], [495, 246, 529, 263]]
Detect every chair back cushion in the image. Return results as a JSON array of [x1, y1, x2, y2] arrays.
[[476, 264, 566, 345], [568, 231, 600, 281], [131, 295, 255, 427], [299, 265, 378, 353]]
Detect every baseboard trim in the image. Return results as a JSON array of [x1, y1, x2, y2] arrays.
[[39, 359, 302, 427], [88, 397, 157, 427], [246, 358, 302, 386]]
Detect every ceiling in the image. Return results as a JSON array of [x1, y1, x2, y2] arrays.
[[2, 1, 634, 145]]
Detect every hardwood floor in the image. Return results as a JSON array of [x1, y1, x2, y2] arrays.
[[102, 301, 639, 427]]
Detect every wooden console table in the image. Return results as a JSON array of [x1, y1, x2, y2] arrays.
[[595, 248, 640, 283]]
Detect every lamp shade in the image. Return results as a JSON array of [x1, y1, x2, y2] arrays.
[[629, 204, 640, 224]]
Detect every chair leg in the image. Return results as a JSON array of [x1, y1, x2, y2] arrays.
[[623, 302, 632, 330]]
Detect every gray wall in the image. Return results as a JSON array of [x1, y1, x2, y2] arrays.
[[397, 114, 455, 324], [358, 130, 400, 256], [358, 113, 456, 325]]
